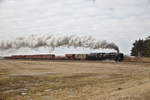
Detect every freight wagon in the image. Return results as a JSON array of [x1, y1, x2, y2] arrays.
[[65, 54, 86, 60], [4, 54, 55, 60], [65, 54, 75, 60], [24, 54, 55, 60]]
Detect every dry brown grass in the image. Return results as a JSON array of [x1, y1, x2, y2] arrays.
[[0, 60, 150, 100], [124, 56, 150, 63]]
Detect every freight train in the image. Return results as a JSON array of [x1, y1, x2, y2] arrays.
[[4, 52, 124, 61]]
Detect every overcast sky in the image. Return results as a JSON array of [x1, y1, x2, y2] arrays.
[[0, 0, 150, 55]]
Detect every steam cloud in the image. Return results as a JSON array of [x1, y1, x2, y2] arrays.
[[0, 34, 119, 53]]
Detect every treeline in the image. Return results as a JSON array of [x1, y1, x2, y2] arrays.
[[131, 36, 150, 57]]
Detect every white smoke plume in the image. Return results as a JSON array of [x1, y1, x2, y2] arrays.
[[0, 34, 119, 53]]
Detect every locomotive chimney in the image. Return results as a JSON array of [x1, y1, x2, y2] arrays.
[[116, 48, 119, 55]]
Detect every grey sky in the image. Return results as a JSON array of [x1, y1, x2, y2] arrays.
[[0, 0, 150, 55]]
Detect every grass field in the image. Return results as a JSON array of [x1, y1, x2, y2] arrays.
[[0, 60, 150, 100]]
